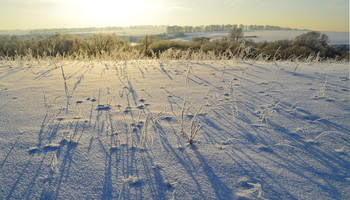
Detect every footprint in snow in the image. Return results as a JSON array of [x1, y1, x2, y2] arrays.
[[137, 105, 145, 109], [96, 105, 111, 111], [86, 98, 96, 102], [43, 143, 60, 151], [161, 116, 177, 122]]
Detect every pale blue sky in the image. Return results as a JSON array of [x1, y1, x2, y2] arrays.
[[0, 0, 348, 31]]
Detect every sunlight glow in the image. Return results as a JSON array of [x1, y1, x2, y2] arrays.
[[69, 0, 154, 26], [0, 0, 348, 31]]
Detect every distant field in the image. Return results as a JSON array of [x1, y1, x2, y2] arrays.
[[0, 27, 168, 37], [172, 30, 350, 45], [1, 28, 348, 46]]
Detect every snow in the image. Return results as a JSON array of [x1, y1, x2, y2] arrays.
[[172, 30, 350, 45], [0, 58, 349, 199]]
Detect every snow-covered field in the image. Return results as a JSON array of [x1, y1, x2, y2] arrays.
[[0, 58, 349, 199], [173, 30, 350, 45]]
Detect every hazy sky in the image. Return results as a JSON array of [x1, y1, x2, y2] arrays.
[[0, 0, 349, 31]]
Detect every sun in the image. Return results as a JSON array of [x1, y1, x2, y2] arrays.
[[68, 0, 152, 26]]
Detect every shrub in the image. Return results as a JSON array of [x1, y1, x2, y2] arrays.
[[0, 31, 347, 61], [148, 40, 199, 56], [192, 36, 211, 43], [0, 33, 131, 58]]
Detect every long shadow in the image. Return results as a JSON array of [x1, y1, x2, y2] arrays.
[[193, 62, 222, 72], [273, 147, 345, 199], [118, 145, 138, 200], [37, 113, 50, 147], [281, 101, 350, 134], [22, 153, 48, 199], [46, 121, 62, 143], [194, 81, 349, 199], [190, 145, 234, 199], [34, 65, 58, 80], [37, 109, 64, 147], [70, 67, 91, 97], [93, 89, 103, 131], [153, 123, 207, 199], [0, 65, 28, 80], [223, 149, 297, 199], [233, 111, 350, 199], [0, 138, 18, 168], [159, 63, 173, 80], [6, 155, 34, 200], [102, 148, 114, 200], [46, 141, 78, 200], [243, 137, 347, 199], [127, 78, 139, 107], [88, 96, 96, 127], [139, 151, 168, 200], [70, 74, 85, 96]]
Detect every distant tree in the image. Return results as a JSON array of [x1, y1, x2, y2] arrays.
[[227, 28, 244, 42]]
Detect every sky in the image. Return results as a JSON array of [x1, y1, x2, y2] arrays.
[[0, 0, 349, 32]]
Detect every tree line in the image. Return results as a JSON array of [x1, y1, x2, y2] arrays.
[[167, 24, 303, 34], [28, 25, 166, 35]]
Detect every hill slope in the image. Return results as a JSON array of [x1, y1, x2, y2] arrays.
[[1, 59, 349, 199]]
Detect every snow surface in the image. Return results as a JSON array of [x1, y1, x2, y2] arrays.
[[172, 30, 350, 45], [0, 58, 349, 199]]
